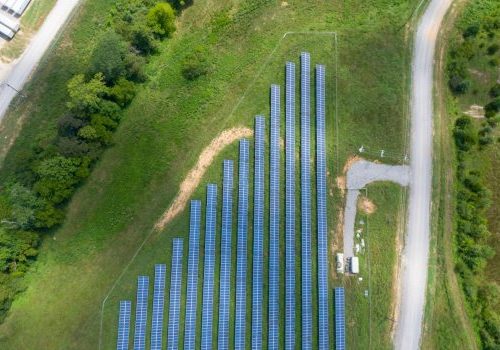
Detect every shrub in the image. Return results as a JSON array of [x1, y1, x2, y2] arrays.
[[487, 43, 499, 55], [463, 24, 480, 39], [131, 23, 158, 55], [124, 53, 147, 82], [181, 48, 209, 81], [147, 2, 176, 38], [490, 84, 500, 98]]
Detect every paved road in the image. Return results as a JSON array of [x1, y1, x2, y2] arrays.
[[0, 0, 81, 121], [395, 0, 453, 349], [343, 160, 410, 257]]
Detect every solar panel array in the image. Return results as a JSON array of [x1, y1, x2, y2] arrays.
[[151, 264, 167, 350], [116, 300, 131, 350], [335, 288, 346, 350], [133, 276, 149, 350], [218, 160, 234, 350], [300, 52, 313, 350], [234, 139, 250, 349], [201, 184, 217, 350], [114, 53, 338, 350], [285, 61, 296, 350], [316, 64, 330, 349], [268, 84, 280, 350], [252, 115, 265, 349], [184, 200, 201, 350], [167, 239, 184, 350]]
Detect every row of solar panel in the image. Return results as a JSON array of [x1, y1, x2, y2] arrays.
[[115, 54, 335, 350]]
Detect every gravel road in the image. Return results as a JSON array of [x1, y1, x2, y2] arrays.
[[0, 0, 81, 121], [343, 160, 410, 257], [395, 0, 453, 348]]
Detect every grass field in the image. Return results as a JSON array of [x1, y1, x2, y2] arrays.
[[0, 0, 416, 348]]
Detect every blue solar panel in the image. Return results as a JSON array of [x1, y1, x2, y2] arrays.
[[116, 300, 131, 350], [218, 160, 234, 350], [201, 184, 217, 350], [151, 264, 167, 350], [252, 115, 265, 350], [234, 140, 249, 349], [316, 64, 330, 350], [167, 239, 184, 350], [285, 61, 296, 350], [133, 276, 149, 350], [334, 288, 346, 350], [184, 200, 201, 350], [268, 84, 280, 350], [300, 52, 313, 350]]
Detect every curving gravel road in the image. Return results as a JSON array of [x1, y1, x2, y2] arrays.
[[395, 0, 453, 349], [0, 0, 81, 121]]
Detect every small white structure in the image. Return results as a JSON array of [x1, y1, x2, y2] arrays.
[[336, 253, 344, 273], [0, 11, 19, 31], [0, 21, 14, 39], [348, 256, 359, 274]]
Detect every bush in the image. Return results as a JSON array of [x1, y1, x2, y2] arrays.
[[147, 2, 176, 38], [487, 43, 499, 55], [489, 84, 500, 98], [124, 53, 147, 83], [181, 48, 209, 81], [131, 23, 158, 55], [463, 24, 480, 39], [453, 116, 477, 151]]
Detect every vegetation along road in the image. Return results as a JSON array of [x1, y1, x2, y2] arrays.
[[0, 0, 81, 121], [395, 0, 453, 348]]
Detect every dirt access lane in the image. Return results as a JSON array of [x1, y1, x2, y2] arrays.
[[0, 0, 82, 121], [395, 0, 453, 349]]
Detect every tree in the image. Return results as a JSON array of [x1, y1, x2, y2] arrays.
[[0, 229, 39, 273], [56, 137, 90, 157], [6, 184, 42, 230], [147, 2, 176, 38], [33, 157, 81, 204], [88, 31, 127, 84], [67, 73, 108, 114], [57, 114, 85, 137]]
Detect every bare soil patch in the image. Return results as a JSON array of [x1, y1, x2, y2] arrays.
[[154, 127, 253, 231], [463, 104, 484, 119], [358, 196, 376, 214]]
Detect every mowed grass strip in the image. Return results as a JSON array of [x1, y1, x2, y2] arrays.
[[0, 0, 416, 349]]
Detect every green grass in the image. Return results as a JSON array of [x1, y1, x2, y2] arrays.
[[0, 0, 416, 348]]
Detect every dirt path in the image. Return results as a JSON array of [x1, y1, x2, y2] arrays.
[[154, 127, 253, 231]]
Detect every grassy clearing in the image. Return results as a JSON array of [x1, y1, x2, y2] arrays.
[[340, 183, 405, 350], [0, 0, 415, 348]]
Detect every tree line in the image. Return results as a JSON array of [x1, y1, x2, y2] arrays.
[[447, 3, 500, 348], [0, 0, 190, 322]]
